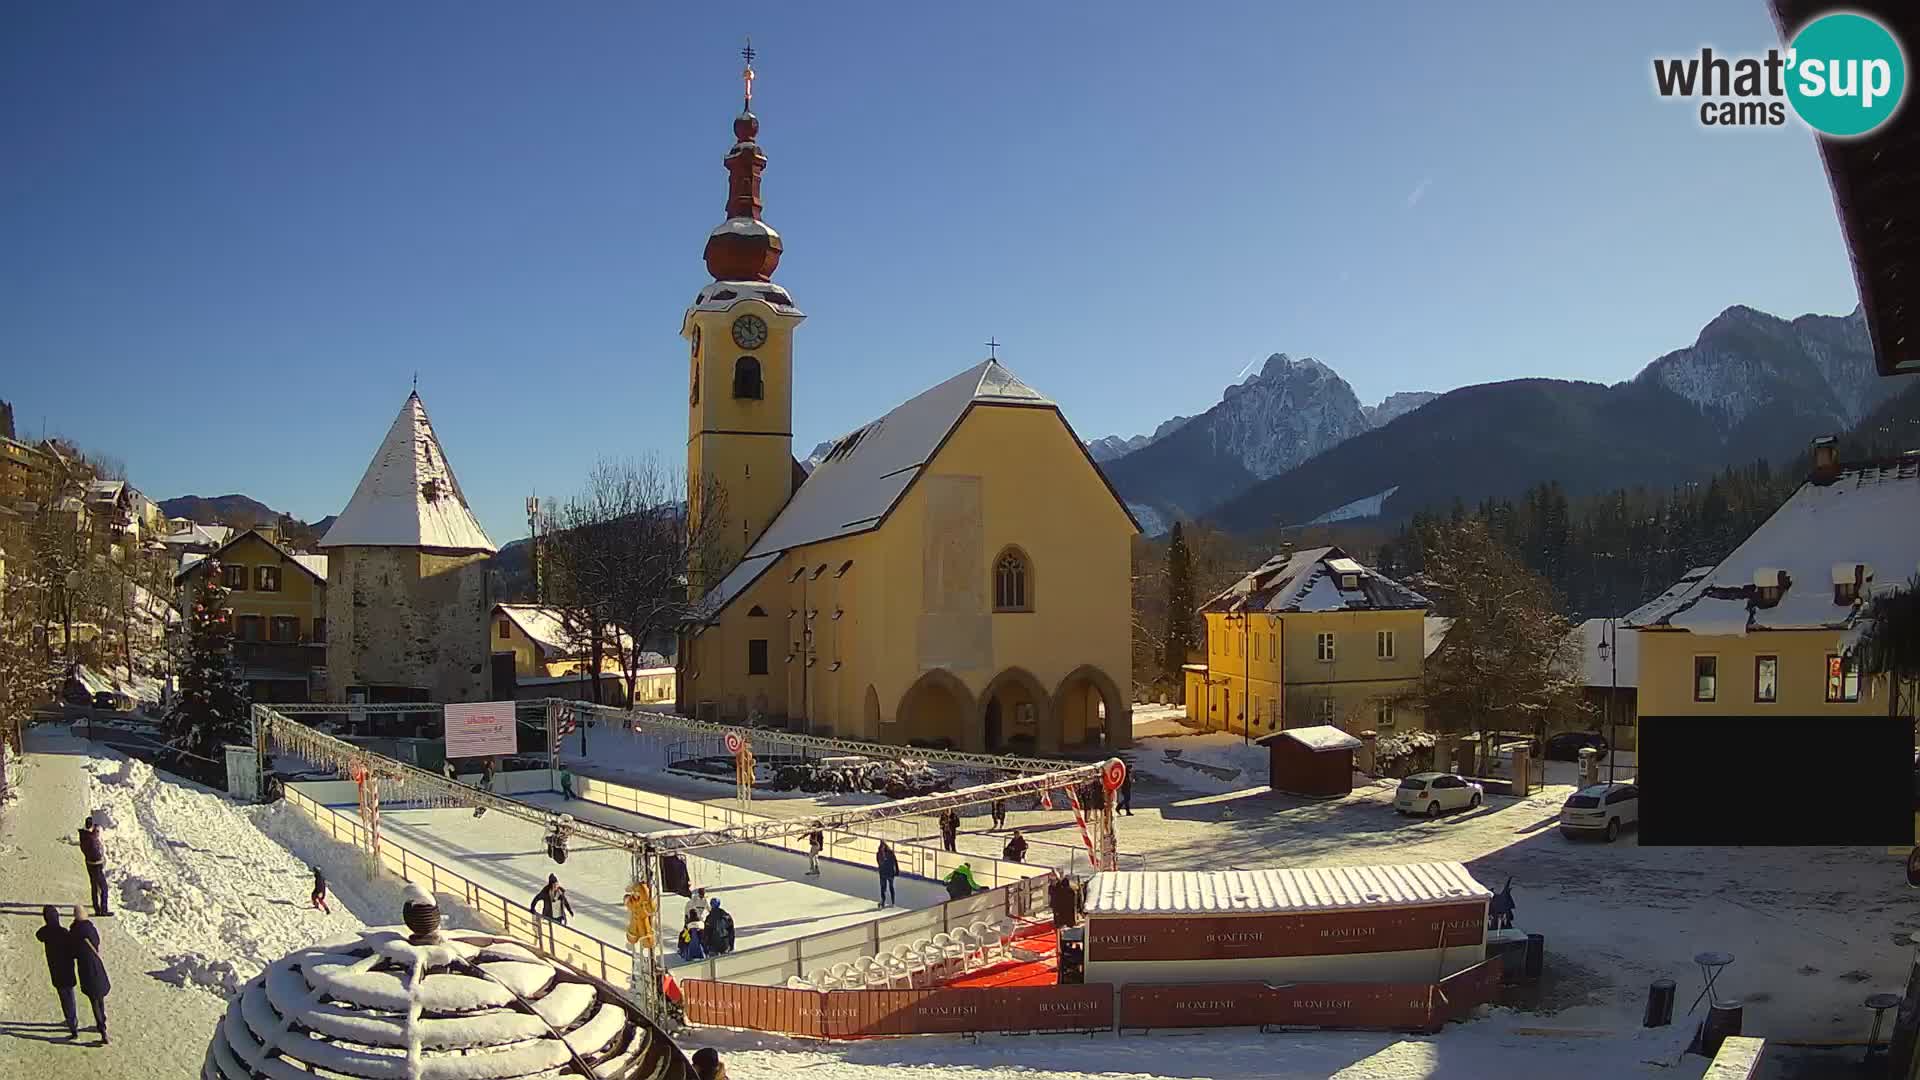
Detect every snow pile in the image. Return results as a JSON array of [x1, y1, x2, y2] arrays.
[[80, 749, 369, 997], [1129, 732, 1274, 795], [156, 952, 244, 995]]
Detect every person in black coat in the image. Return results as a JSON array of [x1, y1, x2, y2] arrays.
[[875, 841, 899, 908], [69, 906, 111, 1043], [702, 898, 735, 955], [79, 815, 111, 916], [310, 865, 330, 914], [36, 906, 80, 1039], [531, 874, 575, 925], [1118, 768, 1134, 816], [990, 798, 1007, 831], [938, 810, 959, 853], [1002, 830, 1029, 864]]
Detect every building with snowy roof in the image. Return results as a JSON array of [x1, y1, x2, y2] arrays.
[[1632, 442, 1919, 722], [675, 52, 1137, 752], [319, 392, 498, 706], [1188, 547, 1432, 739], [175, 527, 329, 702], [490, 603, 674, 707]]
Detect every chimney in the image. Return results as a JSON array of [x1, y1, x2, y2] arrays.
[[1810, 435, 1840, 481]]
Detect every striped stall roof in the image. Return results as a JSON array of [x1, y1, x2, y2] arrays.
[[1085, 862, 1491, 916]]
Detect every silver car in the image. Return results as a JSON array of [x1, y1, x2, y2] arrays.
[[1393, 772, 1484, 817], [1559, 782, 1639, 842]]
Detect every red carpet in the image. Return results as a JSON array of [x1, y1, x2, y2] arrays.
[[946, 922, 1059, 989]]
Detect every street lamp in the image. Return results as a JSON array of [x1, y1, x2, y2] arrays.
[[1596, 617, 1618, 786]]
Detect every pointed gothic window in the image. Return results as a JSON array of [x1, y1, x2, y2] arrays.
[[733, 356, 763, 399], [993, 547, 1032, 612]]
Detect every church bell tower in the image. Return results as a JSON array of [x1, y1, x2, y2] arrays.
[[684, 39, 805, 591]]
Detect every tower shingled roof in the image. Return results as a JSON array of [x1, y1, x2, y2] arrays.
[[318, 392, 497, 553]]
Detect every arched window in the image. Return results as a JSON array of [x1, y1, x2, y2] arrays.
[[732, 356, 763, 399], [993, 547, 1032, 612]]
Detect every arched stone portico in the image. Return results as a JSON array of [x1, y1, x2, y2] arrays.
[[1052, 664, 1132, 752], [894, 668, 979, 752], [978, 667, 1051, 754]]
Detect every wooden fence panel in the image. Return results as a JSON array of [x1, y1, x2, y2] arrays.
[[1434, 954, 1503, 1024]]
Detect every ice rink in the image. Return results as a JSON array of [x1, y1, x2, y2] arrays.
[[363, 791, 953, 966]]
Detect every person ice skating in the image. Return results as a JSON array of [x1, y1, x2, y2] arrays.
[[78, 814, 111, 916], [472, 757, 497, 817], [1002, 829, 1028, 864], [442, 759, 456, 781], [36, 906, 81, 1039], [560, 767, 575, 800], [990, 798, 1007, 831], [1118, 767, 1134, 816], [938, 809, 959, 853], [702, 898, 735, 956], [945, 862, 980, 899], [677, 911, 707, 961], [692, 1047, 728, 1080], [70, 906, 110, 1043], [310, 865, 330, 914], [531, 874, 575, 927], [805, 826, 824, 876], [875, 840, 899, 907]]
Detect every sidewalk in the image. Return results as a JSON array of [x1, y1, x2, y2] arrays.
[[0, 726, 222, 1077]]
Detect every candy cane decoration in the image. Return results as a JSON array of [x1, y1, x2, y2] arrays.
[[1064, 785, 1098, 868]]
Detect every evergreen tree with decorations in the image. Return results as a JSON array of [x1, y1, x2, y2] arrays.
[[165, 560, 249, 760]]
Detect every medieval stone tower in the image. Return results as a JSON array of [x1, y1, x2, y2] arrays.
[[319, 392, 497, 703]]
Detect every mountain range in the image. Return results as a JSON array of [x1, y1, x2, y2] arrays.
[[1100, 304, 1894, 536]]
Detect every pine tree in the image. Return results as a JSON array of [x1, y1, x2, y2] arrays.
[[165, 561, 249, 761], [1162, 522, 1196, 693]]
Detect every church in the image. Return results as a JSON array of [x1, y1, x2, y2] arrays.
[[677, 50, 1137, 753]]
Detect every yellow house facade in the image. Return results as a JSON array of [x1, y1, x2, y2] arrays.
[[1631, 451, 1918, 726], [675, 66, 1136, 754], [176, 528, 329, 701], [1188, 548, 1431, 738]]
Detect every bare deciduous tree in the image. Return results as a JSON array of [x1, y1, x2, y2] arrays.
[[543, 458, 730, 710]]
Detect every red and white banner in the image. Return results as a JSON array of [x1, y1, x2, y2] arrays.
[[446, 701, 517, 759]]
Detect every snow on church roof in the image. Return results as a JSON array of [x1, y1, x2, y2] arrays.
[[319, 393, 497, 553], [1634, 456, 1920, 635]]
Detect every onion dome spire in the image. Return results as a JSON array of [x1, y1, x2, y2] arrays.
[[704, 37, 783, 282]]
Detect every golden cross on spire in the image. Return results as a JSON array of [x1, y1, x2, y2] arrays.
[[741, 36, 756, 108]]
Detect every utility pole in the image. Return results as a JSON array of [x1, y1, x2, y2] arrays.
[[1607, 617, 1618, 787], [525, 495, 541, 603]]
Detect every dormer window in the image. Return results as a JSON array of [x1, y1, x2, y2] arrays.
[[1832, 563, 1868, 605], [1340, 574, 1359, 590], [732, 356, 763, 399], [1753, 568, 1784, 606]]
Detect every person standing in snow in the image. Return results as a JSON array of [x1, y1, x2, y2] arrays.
[[78, 815, 110, 917], [805, 826, 824, 876], [310, 866, 331, 914], [875, 840, 899, 908], [36, 906, 80, 1039], [69, 906, 111, 1044]]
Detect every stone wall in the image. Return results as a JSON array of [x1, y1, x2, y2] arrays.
[[324, 547, 492, 703]]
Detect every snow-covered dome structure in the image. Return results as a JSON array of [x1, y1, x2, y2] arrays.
[[203, 889, 694, 1079]]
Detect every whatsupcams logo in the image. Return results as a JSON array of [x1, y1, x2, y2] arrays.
[[1652, 11, 1907, 137]]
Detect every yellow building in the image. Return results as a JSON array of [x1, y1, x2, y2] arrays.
[[1187, 547, 1431, 738], [1, 436, 54, 510], [676, 58, 1137, 753], [1632, 448, 1918, 723], [176, 528, 329, 702], [492, 603, 674, 706]]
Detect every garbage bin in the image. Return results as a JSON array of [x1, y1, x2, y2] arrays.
[[1524, 933, 1545, 979], [1644, 979, 1676, 1027]]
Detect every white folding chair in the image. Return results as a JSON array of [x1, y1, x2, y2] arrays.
[[914, 938, 953, 982], [891, 944, 929, 987], [877, 952, 914, 988], [829, 961, 858, 989], [951, 927, 985, 970], [787, 975, 816, 990], [855, 955, 890, 989], [808, 967, 835, 990], [983, 920, 1012, 962], [931, 932, 967, 974]]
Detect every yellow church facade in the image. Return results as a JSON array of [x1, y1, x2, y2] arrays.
[[674, 54, 1136, 754]]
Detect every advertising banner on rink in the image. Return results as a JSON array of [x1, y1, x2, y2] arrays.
[[445, 701, 518, 759]]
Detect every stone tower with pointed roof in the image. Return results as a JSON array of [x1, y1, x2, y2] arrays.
[[319, 392, 498, 704], [677, 49, 1139, 752]]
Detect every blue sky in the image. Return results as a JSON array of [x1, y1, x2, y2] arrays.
[[0, 1, 1863, 541]]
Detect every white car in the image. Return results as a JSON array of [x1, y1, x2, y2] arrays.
[[1393, 772, 1484, 817], [1559, 782, 1639, 842]]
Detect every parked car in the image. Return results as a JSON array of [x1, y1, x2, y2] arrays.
[[1544, 731, 1610, 762], [1394, 772, 1484, 817], [91, 691, 120, 711], [1559, 782, 1639, 842]]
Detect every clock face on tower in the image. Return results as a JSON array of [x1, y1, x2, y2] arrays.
[[731, 314, 769, 350]]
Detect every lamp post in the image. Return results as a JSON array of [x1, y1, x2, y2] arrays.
[[1597, 617, 1618, 786]]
